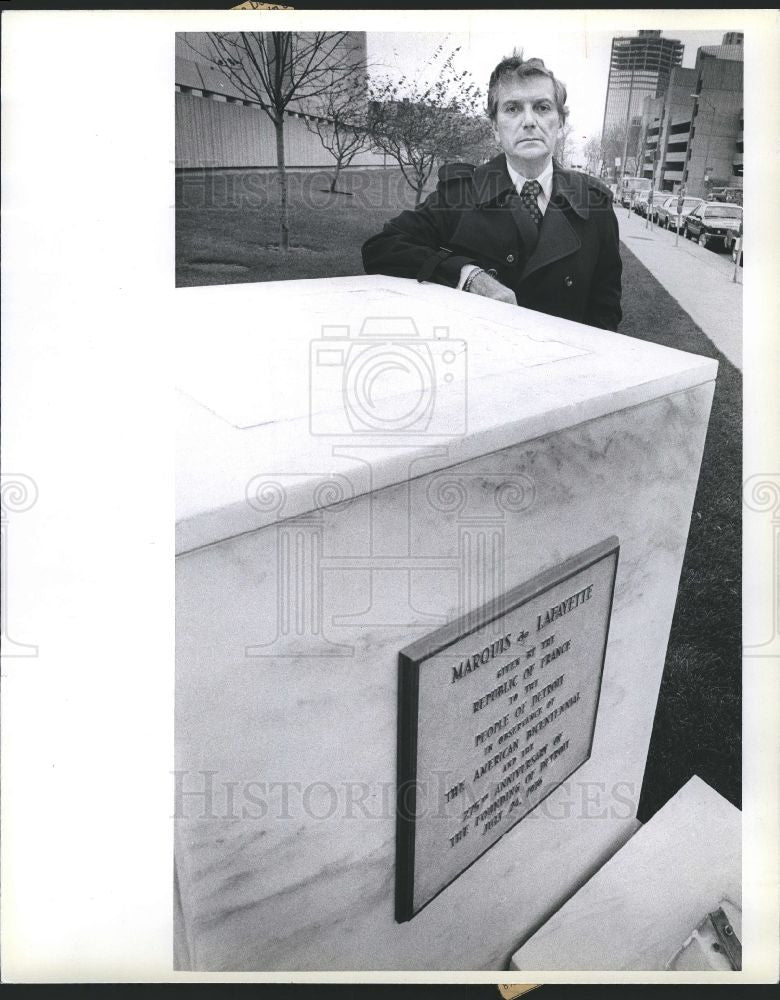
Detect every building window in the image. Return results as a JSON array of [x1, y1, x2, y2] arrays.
[[667, 141, 688, 153]]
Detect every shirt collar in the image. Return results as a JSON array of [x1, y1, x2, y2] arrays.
[[471, 155, 590, 218], [505, 157, 554, 200]]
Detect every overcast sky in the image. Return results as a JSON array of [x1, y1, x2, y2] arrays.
[[367, 28, 729, 160]]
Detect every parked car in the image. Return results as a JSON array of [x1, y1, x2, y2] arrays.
[[709, 186, 743, 206], [655, 196, 705, 229], [650, 195, 675, 224], [652, 195, 677, 226], [683, 202, 743, 249], [634, 189, 664, 218]]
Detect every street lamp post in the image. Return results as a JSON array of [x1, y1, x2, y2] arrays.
[[690, 93, 718, 198]]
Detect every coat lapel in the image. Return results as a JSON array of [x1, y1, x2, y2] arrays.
[[518, 163, 587, 282], [472, 156, 536, 264], [519, 200, 581, 282], [507, 198, 541, 262], [471, 157, 588, 280]]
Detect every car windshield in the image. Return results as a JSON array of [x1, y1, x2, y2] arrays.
[[705, 205, 742, 219], [683, 199, 702, 210]]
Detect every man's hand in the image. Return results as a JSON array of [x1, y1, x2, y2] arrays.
[[465, 270, 517, 305]]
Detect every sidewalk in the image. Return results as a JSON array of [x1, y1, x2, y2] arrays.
[[617, 207, 743, 371]]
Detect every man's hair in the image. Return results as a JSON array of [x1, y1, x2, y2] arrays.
[[487, 50, 569, 123]]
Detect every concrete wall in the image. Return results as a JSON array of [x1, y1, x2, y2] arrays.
[[176, 92, 387, 169]]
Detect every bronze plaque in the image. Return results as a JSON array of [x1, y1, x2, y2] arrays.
[[396, 537, 619, 922]]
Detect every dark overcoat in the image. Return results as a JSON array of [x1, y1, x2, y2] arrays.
[[362, 155, 622, 332]]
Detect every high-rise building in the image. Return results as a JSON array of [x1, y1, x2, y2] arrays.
[[600, 30, 683, 179]]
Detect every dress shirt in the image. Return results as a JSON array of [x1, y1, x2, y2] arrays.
[[458, 156, 554, 290]]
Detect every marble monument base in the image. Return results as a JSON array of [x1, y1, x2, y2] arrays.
[[175, 276, 717, 970]]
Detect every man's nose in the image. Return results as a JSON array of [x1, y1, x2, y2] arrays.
[[520, 106, 537, 127]]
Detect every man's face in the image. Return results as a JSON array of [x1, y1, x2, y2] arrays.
[[491, 74, 563, 176]]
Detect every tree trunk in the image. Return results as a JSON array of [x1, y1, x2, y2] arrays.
[[330, 161, 342, 193], [414, 183, 424, 207], [274, 116, 290, 252]]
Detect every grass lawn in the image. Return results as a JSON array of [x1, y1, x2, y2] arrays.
[[176, 167, 428, 287], [620, 246, 741, 821], [177, 167, 741, 821]]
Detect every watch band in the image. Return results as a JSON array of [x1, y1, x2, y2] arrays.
[[462, 268, 485, 293]]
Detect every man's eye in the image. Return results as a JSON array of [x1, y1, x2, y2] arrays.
[[537, 103, 552, 112]]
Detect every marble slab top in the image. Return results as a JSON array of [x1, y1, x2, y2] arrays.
[[509, 775, 741, 971], [176, 276, 717, 553]]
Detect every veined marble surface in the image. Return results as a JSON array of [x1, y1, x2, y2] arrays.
[[175, 276, 717, 553], [175, 377, 715, 971], [509, 776, 741, 971]]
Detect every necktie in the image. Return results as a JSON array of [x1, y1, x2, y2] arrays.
[[519, 179, 543, 229]]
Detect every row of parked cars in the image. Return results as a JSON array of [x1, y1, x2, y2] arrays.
[[630, 190, 743, 262]]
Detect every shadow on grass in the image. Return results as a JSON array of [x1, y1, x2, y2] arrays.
[[175, 168, 431, 287], [619, 245, 741, 821]]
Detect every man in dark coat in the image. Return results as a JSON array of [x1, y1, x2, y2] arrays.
[[362, 53, 622, 332]]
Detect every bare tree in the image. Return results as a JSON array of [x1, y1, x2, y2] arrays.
[[601, 123, 628, 180], [188, 31, 367, 251], [553, 122, 576, 167], [601, 120, 643, 181], [583, 133, 602, 174], [303, 76, 373, 193], [366, 46, 485, 206]]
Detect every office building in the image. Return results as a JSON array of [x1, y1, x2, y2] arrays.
[[600, 31, 683, 178], [636, 36, 743, 197]]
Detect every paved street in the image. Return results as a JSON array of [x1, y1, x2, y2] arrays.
[[617, 206, 743, 370]]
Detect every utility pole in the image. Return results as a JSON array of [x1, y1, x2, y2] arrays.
[[646, 142, 658, 230], [619, 66, 636, 187]]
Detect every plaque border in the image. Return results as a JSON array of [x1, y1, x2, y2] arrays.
[[395, 535, 620, 923]]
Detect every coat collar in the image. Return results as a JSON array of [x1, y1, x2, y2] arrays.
[[472, 154, 591, 219]]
